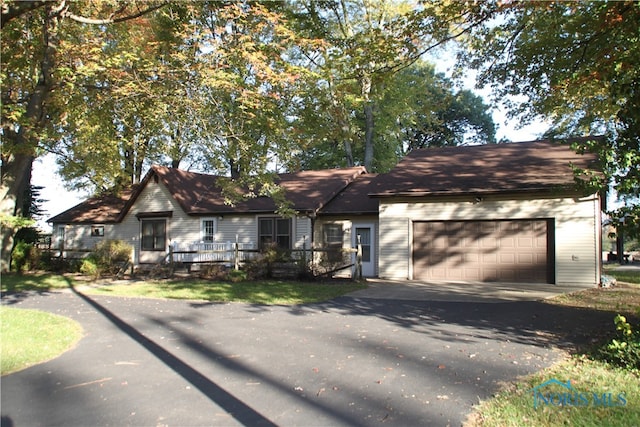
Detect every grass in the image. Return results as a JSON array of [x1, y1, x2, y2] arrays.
[[606, 268, 640, 285], [1, 272, 76, 293], [469, 266, 640, 426], [467, 357, 640, 427], [1, 272, 366, 305], [1, 306, 83, 375], [547, 282, 640, 317], [85, 277, 366, 305]]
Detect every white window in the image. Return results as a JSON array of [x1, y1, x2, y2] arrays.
[[56, 225, 65, 249], [323, 223, 344, 263], [201, 218, 217, 242], [91, 225, 104, 237]]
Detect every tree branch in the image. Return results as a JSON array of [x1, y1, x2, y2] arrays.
[[1, 0, 47, 29], [65, 2, 167, 25]]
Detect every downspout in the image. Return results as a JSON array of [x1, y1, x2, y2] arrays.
[[306, 211, 317, 266]]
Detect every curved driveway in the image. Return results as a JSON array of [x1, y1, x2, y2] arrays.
[[1, 283, 611, 427]]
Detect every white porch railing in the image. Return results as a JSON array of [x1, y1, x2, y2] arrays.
[[169, 241, 257, 264]]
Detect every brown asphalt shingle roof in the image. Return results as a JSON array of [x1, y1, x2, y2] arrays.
[[152, 165, 367, 215], [320, 174, 379, 215], [49, 166, 367, 223], [48, 186, 139, 224], [368, 140, 601, 198]]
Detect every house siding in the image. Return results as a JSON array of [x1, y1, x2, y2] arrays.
[[112, 179, 317, 264], [378, 193, 601, 286], [116, 178, 185, 263], [315, 216, 379, 277]]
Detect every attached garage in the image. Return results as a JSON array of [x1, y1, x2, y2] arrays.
[[413, 219, 554, 283], [370, 140, 604, 287]]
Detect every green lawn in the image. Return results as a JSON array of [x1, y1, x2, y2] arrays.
[[1, 306, 83, 375], [86, 277, 366, 305], [1, 272, 76, 293], [469, 267, 640, 426], [0, 272, 366, 305], [467, 357, 640, 427]]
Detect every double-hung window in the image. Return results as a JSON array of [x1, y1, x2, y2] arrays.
[[141, 219, 166, 251], [201, 218, 216, 242], [259, 217, 291, 249]]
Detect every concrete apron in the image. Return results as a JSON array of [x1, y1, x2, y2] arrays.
[[347, 278, 594, 303]]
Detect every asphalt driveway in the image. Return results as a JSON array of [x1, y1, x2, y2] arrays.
[[1, 284, 613, 427]]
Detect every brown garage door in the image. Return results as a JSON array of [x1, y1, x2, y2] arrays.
[[413, 220, 553, 283]]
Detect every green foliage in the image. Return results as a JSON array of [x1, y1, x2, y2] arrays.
[[461, 1, 640, 238], [598, 315, 640, 372], [281, 0, 496, 172], [227, 269, 248, 283], [83, 239, 132, 278], [10, 241, 40, 273], [79, 258, 100, 279]]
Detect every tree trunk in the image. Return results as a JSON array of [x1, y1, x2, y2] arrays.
[[342, 140, 354, 167], [363, 102, 374, 171], [0, 4, 61, 270], [361, 72, 374, 171]]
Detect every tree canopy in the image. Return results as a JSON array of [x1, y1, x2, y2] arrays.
[[460, 0, 640, 237], [0, 0, 529, 271]]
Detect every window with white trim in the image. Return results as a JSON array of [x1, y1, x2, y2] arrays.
[[201, 218, 217, 242], [323, 223, 344, 263]]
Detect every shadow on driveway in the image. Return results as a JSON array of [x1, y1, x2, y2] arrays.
[[0, 280, 623, 427]]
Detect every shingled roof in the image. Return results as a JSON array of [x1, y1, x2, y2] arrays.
[[319, 174, 379, 215], [150, 165, 367, 215], [49, 166, 367, 223], [368, 140, 601, 198], [48, 186, 139, 224]]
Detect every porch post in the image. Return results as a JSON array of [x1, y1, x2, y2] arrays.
[[356, 234, 363, 280], [234, 234, 239, 270]]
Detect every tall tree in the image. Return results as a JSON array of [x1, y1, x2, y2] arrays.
[[461, 0, 640, 237], [281, 0, 495, 171], [295, 60, 496, 171], [1, 0, 166, 270]]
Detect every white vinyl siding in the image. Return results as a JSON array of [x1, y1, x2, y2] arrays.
[[378, 194, 601, 286], [295, 216, 311, 249], [314, 216, 379, 277]]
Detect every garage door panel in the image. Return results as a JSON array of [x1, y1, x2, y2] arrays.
[[414, 220, 552, 283]]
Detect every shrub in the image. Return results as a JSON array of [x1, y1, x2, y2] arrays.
[[84, 240, 133, 278], [80, 257, 100, 279], [598, 314, 640, 372], [198, 264, 228, 280], [227, 269, 248, 283], [11, 241, 40, 273]]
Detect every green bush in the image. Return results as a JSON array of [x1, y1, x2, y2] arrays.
[[84, 240, 133, 278], [11, 241, 40, 273], [80, 257, 100, 279], [598, 314, 640, 372]]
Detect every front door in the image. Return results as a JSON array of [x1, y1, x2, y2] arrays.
[[353, 224, 375, 277]]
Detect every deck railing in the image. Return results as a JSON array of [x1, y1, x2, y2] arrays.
[[169, 241, 258, 269]]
